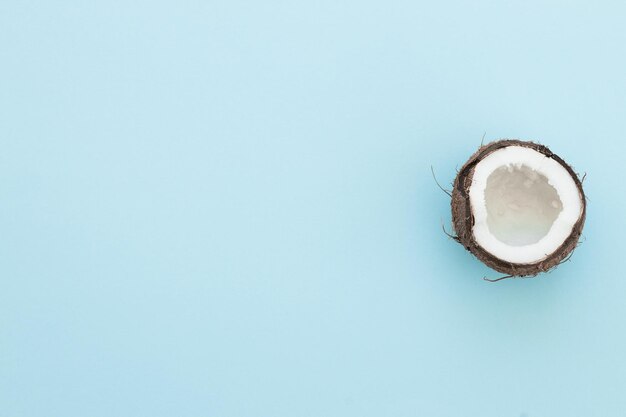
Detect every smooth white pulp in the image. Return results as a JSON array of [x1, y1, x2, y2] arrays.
[[469, 145, 582, 264]]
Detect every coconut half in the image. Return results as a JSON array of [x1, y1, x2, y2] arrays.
[[451, 140, 586, 277]]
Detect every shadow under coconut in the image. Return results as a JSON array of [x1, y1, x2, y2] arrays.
[[428, 229, 576, 339], [426, 165, 572, 317]]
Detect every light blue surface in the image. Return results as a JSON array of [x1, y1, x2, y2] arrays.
[[1, 1, 625, 416]]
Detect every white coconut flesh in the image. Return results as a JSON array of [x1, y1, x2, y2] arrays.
[[469, 146, 583, 264]]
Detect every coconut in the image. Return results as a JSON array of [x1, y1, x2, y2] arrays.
[[451, 139, 586, 278]]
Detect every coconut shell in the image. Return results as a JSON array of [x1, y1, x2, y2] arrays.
[[451, 139, 586, 277]]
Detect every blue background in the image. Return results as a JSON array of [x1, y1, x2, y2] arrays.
[[1, 1, 624, 416]]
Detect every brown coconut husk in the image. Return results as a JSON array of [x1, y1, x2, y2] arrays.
[[451, 139, 586, 277]]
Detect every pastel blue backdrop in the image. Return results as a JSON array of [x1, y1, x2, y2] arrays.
[[1, 1, 624, 416]]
